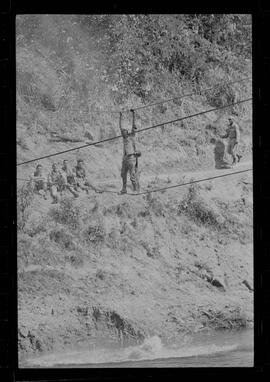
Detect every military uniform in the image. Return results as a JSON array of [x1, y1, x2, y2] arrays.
[[74, 163, 97, 194], [222, 119, 241, 164], [120, 127, 140, 193], [62, 163, 79, 198], [32, 168, 48, 198], [64, 166, 77, 185], [48, 166, 66, 203]]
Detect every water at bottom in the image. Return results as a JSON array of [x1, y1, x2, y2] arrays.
[[26, 328, 253, 368]]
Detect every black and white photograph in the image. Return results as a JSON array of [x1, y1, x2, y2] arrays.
[[16, 14, 253, 368]]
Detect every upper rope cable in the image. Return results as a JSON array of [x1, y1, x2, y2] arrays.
[[19, 76, 251, 118], [17, 97, 252, 167], [121, 76, 251, 113]]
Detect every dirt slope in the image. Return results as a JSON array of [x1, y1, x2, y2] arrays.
[[16, 15, 253, 366], [18, 158, 253, 366]]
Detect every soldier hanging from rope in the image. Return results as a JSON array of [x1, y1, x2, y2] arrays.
[[119, 110, 141, 194]]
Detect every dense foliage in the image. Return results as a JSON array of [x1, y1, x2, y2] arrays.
[[16, 14, 251, 109], [87, 14, 251, 101]]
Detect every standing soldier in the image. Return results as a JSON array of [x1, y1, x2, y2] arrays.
[[62, 159, 79, 198], [220, 116, 242, 165], [47, 162, 66, 204], [74, 159, 102, 194], [31, 164, 48, 199], [119, 110, 141, 194]]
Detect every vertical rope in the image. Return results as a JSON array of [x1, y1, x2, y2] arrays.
[[130, 109, 135, 129], [119, 111, 122, 131]]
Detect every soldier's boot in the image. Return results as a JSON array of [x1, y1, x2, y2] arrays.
[[237, 154, 242, 163], [132, 181, 137, 192], [132, 180, 140, 193], [120, 176, 127, 194], [120, 181, 127, 194], [232, 156, 237, 165]]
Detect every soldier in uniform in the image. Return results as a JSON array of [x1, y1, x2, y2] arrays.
[[62, 159, 79, 198], [220, 116, 242, 165], [31, 164, 48, 199], [119, 111, 141, 194], [47, 162, 66, 204], [74, 159, 102, 194]]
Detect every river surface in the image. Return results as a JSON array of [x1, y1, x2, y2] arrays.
[[25, 328, 253, 368]]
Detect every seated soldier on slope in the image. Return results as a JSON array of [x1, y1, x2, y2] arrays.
[[47, 162, 67, 204], [31, 164, 48, 199], [61, 159, 79, 198], [74, 159, 102, 194]]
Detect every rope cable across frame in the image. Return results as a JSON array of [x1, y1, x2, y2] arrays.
[[17, 97, 252, 166]]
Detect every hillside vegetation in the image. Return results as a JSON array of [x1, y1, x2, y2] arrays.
[[16, 15, 252, 172], [16, 15, 253, 365]]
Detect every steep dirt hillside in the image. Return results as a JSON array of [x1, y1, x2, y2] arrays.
[[16, 14, 253, 366], [18, 166, 253, 365]]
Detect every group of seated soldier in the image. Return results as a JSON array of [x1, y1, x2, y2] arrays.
[[31, 159, 102, 203]]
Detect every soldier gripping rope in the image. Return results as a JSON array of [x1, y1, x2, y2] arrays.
[[220, 116, 242, 165], [119, 110, 141, 194]]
